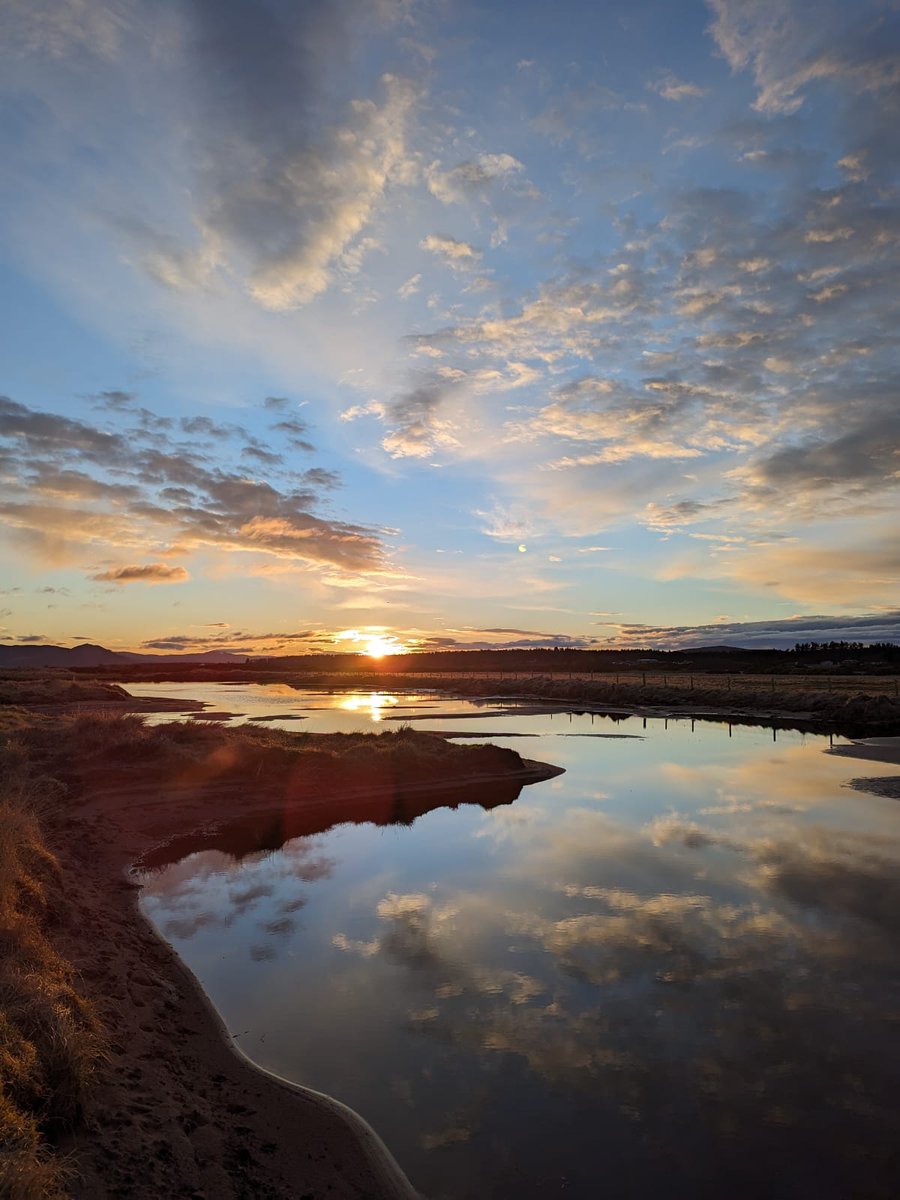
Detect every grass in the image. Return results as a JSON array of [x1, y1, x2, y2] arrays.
[[5, 709, 524, 798], [0, 739, 103, 1200], [0, 673, 129, 708]]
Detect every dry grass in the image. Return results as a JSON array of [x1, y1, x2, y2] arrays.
[[8, 710, 523, 798], [0, 741, 103, 1200], [0, 674, 129, 708]]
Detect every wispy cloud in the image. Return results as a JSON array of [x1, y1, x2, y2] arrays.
[[91, 564, 189, 585]]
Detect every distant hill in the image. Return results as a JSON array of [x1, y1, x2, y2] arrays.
[[691, 644, 745, 652], [0, 643, 248, 668]]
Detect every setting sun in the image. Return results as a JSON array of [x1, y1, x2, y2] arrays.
[[365, 636, 399, 659]]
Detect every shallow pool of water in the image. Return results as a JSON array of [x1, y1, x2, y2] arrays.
[[134, 683, 900, 1199]]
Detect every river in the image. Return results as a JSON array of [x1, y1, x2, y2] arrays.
[[130, 682, 900, 1199]]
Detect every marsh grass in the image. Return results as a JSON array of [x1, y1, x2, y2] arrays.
[[9, 709, 521, 792], [0, 673, 129, 708], [0, 743, 102, 1200]]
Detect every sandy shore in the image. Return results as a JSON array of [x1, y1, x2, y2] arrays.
[[828, 736, 900, 800], [47, 753, 558, 1199]]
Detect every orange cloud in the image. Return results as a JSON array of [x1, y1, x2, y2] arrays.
[[91, 563, 190, 585]]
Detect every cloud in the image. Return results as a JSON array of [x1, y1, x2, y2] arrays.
[[0, 396, 386, 574], [378, 374, 465, 459], [593, 609, 900, 650], [533, 377, 729, 466], [419, 233, 483, 269], [92, 1, 420, 310], [0, 0, 134, 60], [647, 73, 708, 101], [140, 628, 321, 651], [91, 563, 190, 585], [426, 153, 525, 205], [397, 272, 422, 299], [707, 0, 900, 115]]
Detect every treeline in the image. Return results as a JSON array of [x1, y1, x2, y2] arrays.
[[73, 642, 900, 685], [792, 641, 900, 660]]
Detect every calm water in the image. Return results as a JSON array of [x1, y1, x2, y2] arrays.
[[133, 684, 900, 1199]]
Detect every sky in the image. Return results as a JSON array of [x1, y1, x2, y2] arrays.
[[1, 0, 899, 655]]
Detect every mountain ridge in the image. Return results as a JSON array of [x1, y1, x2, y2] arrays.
[[0, 642, 249, 668]]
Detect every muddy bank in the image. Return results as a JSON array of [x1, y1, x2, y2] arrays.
[[17, 716, 559, 1199], [828, 737, 900, 801]]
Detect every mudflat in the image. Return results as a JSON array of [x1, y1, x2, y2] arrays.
[[829, 736, 900, 800]]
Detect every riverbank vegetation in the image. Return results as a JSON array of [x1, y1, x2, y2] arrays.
[[4, 709, 526, 798], [0, 740, 102, 1199]]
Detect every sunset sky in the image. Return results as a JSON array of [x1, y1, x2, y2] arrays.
[[1, 0, 899, 654]]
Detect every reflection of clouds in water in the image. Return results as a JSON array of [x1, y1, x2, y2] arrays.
[[163, 910, 220, 941], [250, 943, 277, 963], [263, 916, 296, 936], [472, 803, 542, 844], [376, 891, 433, 920], [421, 1125, 470, 1151], [328, 821, 900, 1179], [643, 813, 900, 942], [332, 932, 380, 958], [334, 891, 545, 1007], [645, 814, 741, 851], [144, 836, 335, 952], [230, 882, 275, 910], [753, 828, 900, 938], [659, 743, 865, 820]]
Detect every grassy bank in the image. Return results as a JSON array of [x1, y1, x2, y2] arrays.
[[273, 671, 900, 735], [0, 740, 102, 1200], [4, 708, 525, 798], [0, 674, 131, 708]]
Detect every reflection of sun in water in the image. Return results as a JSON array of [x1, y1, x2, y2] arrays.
[[340, 692, 399, 722]]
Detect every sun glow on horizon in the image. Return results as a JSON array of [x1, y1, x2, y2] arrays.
[[334, 628, 409, 658], [365, 635, 402, 658]]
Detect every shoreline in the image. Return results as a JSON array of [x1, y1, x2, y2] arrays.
[[40, 732, 558, 1199], [94, 667, 900, 737], [12, 688, 899, 1195], [827, 735, 900, 800]]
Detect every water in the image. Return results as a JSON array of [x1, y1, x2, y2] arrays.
[[133, 683, 900, 1199]]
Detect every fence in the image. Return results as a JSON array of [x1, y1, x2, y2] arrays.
[[318, 669, 900, 698]]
